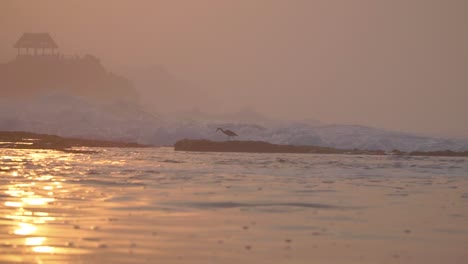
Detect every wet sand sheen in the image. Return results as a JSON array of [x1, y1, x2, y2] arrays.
[[0, 148, 467, 263]]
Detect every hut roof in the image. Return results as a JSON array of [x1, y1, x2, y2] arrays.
[[14, 33, 58, 49]]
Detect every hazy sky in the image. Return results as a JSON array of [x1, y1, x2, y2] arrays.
[[1, 0, 467, 138]]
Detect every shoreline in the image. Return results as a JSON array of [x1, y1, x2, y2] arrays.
[[174, 139, 468, 157], [1, 132, 467, 157], [0, 131, 147, 153]]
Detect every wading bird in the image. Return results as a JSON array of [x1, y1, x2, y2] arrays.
[[216, 128, 238, 140]]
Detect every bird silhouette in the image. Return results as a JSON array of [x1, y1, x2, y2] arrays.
[[216, 128, 238, 140]]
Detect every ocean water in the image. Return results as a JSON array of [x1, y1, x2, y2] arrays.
[[0, 147, 467, 264]]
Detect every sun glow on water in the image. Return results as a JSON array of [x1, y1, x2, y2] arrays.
[[0, 146, 467, 263], [21, 197, 55, 206], [0, 150, 69, 256], [25, 236, 46, 246], [32, 246, 55, 253], [4, 201, 22, 207], [14, 222, 37, 235]]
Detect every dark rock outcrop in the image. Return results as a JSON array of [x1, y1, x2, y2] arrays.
[[0, 131, 146, 153], [174, 139, 385, 155], [409, 150, 468, 157], [175, 139, 468, 157]]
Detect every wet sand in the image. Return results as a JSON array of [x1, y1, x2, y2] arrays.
[[0, 148, 467, 263]]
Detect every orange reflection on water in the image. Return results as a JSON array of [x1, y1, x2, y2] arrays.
[[14, 222, 37, 235], [0, 149, 94, 263], [32, 246, 55, 253], [4, 201, 22, 207], [1, 151, 64, 256], [25, 236, 46, 246], [21, 197, 55, 206]]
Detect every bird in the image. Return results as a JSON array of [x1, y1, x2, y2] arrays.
[[216, 128, 238, 140]]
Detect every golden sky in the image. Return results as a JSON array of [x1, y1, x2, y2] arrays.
[[1, 0, 467, 137]]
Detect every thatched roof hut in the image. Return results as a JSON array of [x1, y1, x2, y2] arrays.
[[14, 33, 58, 55]]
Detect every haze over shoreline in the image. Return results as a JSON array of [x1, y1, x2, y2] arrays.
[[1, 50, 468, 152], [1, 2, 468, 264], [1, 0, 467, 138]]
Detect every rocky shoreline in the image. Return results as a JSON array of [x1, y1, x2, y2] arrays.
[[174, 139, 468, 157], [2, 133, 466, 157], [174, 139, 384, 155], [0, 131, 146, 153]]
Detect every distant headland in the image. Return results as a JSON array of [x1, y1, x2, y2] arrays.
[[0, 33, 138, 102]]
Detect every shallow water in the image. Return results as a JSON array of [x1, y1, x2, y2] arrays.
[[1, 147, 467, 263]]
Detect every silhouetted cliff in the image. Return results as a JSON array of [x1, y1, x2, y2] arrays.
[[0, 55, 138, 102]]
